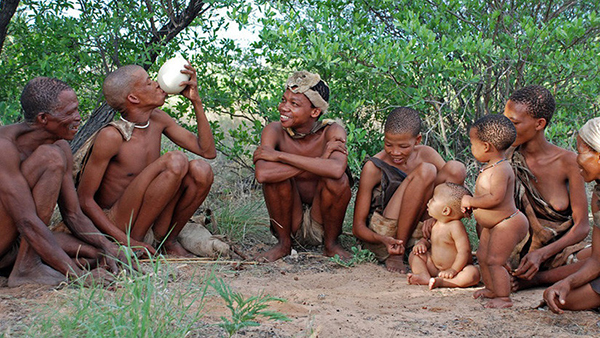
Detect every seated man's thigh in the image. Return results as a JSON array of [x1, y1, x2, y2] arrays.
[[111, 151, 189, 228]]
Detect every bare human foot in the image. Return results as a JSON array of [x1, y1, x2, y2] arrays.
[[255, 243, 291, 262], [510, 274, 536, 292], [473, 288, 495, 299], [429, 277, 442, 290], [484, 297, 513, 308], [385, 254, 406, 273], [407, 273, 430, 285], [162, 240, 195, 258], [324, 243, 351, 260], [8, 262, 66, 287]]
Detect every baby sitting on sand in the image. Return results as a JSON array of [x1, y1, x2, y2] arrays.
[[407, 182, 480, 289]]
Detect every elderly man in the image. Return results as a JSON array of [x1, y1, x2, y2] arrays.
[[0, 77, 124, 287]]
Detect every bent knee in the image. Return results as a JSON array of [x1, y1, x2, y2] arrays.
[[37, 144, 68, 173], [321, 173, 351, 195], [188, 159, 214, 186], [412, 162, 437, 183], [162, 151, 189, 177], [442, 160, 466, 184]]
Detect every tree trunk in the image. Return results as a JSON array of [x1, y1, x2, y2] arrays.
[[70, 102, 117, 153], [0, 0, 20, 55]]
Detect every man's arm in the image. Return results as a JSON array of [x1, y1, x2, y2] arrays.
[[254, 123, 304, 183], [0, 142, 84, 277], [254, 123, 348, 183], [77, 128, 145, 249], [55, 141, 125, 272], [162, 64, 216, 159]]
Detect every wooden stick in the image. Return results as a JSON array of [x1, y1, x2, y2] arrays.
[[138, 257, 259, 265]]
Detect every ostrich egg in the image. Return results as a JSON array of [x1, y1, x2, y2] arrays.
[[157, 56, 190, 94]]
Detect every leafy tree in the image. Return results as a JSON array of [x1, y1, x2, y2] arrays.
[[0, 0, 250, 150], [213, 0, 600, 176]]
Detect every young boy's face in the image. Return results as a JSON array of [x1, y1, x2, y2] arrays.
[[468, 127, 489, 163], [427, 185, 449, 220], [576, 135, 600, 183], [503, 100, 539, 147], [278, 89, 319, 129], [383, 132, 421, 165]]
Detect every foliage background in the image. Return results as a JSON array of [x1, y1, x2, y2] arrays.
[[1, 0, 599, 180]]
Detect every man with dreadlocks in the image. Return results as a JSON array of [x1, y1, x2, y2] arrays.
[[253, 71, 351, 262], [504, 85, 591, 290]]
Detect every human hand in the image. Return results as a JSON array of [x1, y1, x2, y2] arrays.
[[253, 145, 280, 163], [422, 218, 435, 239], [543, 280, 571, 314], [381, 236, 404, 256], [128, 239, 156, 258], [438, 269, 457, 279], [411, 239, 428, 255], [179, 64, 201, 102], [321, 136, 347, 158], [461, 195, 473, 214], [513, 250, 544, 280], [101, 243, 139, 272]]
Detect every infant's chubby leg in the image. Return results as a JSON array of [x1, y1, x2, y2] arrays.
[[430, 265, 480, 289], [407, 250, 434, 285]]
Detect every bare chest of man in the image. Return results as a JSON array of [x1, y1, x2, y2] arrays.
[[111, 133, 162, 177], [278, 132, 327, 158]]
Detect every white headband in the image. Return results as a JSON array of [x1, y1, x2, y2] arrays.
[[579, 117, 600, 153]]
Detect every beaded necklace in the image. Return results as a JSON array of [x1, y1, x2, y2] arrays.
[[479, 158, 507, 173]]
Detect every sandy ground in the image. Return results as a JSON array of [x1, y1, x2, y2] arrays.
[[1, 249, 599, 337]]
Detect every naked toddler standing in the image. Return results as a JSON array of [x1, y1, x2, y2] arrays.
[[461, 114, 529, 308]]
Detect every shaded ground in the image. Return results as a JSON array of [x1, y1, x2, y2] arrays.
[[2, 248, 599, 337]]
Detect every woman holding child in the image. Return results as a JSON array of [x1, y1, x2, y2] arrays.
[[542, 118, 600, 313]]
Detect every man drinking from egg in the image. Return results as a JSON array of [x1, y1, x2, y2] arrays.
[[75, 62, 216, 257]]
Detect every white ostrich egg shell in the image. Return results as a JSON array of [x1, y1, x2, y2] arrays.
[[157, 56, 190, 94]]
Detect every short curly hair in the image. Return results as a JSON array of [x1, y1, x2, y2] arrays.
[[471, 114, 516, 151], [20, 77, 73, 123], [509, 85, 555, 125], [384, 107, 421, 136], [440, 182, 473, 217]]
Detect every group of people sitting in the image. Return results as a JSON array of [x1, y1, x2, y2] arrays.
[[0, 65, 598, 314]]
